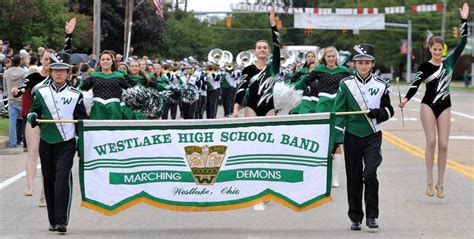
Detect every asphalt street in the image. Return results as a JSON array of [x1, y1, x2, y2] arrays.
[[0, 85, 473, 238]]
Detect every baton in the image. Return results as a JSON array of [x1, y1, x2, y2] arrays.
[[396, 77, 405, 126]]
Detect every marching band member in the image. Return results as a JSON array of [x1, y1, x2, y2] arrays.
[[221, 63, 240, 117], [194, 64, 207, 119], [79, 50, 143, 119], [27, 53, 88, 233], [334, 44, 394, 231], [233, 7, 280, 117], [180, 62, 199, 119], [399, 3, 469, 199], [161, 60, 181, 120], [128, 60, 156, 88], [205, 61, 221, 119]]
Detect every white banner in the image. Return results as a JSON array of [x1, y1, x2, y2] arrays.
[[78, 114, 336, 215], [294, 13, 385, 30]]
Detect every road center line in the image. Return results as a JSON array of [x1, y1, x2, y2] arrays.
[[382, 131, 474, 179]]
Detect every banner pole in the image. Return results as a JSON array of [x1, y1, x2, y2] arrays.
[[36, 111, 369, 124], [37, 119, 79, 124], [335, 110, 369, 116]]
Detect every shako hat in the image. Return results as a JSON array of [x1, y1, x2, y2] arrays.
[[49, 52, 71, 69], [352, 44, 375, 61]]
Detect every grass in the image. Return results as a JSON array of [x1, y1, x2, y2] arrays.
[[0, 118, 8, 136], [451, 85, 474, 91]]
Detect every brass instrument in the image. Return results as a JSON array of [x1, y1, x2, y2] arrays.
[[225, 63, 234, 71], [208, 49, 224, 64], [236, 50, 254, 67], [162, 62, 178, 75], [204, 63, 219, 75], [208, 48, 233, 67]]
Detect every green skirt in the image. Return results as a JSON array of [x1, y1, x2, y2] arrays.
[[89, 99, 144, 120]]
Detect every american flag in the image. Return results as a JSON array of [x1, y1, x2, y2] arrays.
[[152, 0, 164, 18]]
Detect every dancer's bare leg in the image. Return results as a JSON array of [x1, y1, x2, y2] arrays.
[[420, 104, 437, 185], [24, 123, 40, 195], [265, 109, 275, 116], [244, 107, 258, 117], [435, 107, 451, 187]]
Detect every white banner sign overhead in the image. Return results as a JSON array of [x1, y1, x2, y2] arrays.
[[294, 13, 385, 30]]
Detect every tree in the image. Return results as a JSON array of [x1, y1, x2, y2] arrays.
[[0, 0, 92, 53], [74, 0, 165, 56]]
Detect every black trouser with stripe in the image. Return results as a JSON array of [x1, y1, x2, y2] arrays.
[[195, 95, 206, 119], [39, 138, 76, 226], [206, 89, 220, 119], [162, 102, 178, 120], [221, 87, 233, 117], [181, 101, 197, 119], [343, 131, 382, 223]]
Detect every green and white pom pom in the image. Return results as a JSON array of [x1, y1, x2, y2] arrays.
[[163, 84, 181, 103], [122, 85, 165, 119], [180, 84, 199, 104], [272, 81, 303, 110]]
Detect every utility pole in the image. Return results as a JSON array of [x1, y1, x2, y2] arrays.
[[441, 0, 447, 39], [123, 0, 133, 60], [471, 22, 473, 85], [93, 0, 101, 60], [407, 20, 412, 82]]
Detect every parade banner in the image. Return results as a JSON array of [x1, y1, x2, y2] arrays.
[[78, 113, 336, 215], [294, 13, 385, 30]]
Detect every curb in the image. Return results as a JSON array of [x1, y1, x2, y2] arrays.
[[0, 136, 9, 148]]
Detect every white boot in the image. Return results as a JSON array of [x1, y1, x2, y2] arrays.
[[332, 154, 343, 188]]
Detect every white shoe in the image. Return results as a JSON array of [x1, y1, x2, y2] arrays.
[[253, 203, 265, 211], [332, 154, 343, 188]]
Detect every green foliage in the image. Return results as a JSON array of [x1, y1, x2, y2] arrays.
[[0, 118, 8, 136], [0, 0, 92, 53], [162, 14, 220, 60]]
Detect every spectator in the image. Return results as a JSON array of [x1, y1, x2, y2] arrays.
[[6, 47, 14, 58], [3, 55, 26, 147], [28, 56, 38, 70], [37, 47, 45, 66], [88, 54, 96, 68]]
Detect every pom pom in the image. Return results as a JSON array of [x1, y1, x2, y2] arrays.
[[272, 81, 303, 110], [163, 84, 181, 103], [121, 85, 165, 119], [180, 84, 199, 104]]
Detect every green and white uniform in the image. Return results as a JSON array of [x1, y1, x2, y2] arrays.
[[27, 82, 87, 227], [333, 72, 393, 143], [80, 71, 143, 119]]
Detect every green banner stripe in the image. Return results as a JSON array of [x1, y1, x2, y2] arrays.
[[227, 157, 327, 164], [84, 159, 185, 167], [85, 157, 184, 164], [226, 161, 327, 167], [109, 168, 304, 185], [217, 169, 303, 183], [84, 163, 186, 170], [228, 154, 327, 160]]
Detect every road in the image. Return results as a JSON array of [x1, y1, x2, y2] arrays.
[[0, 85, 473, 238]]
